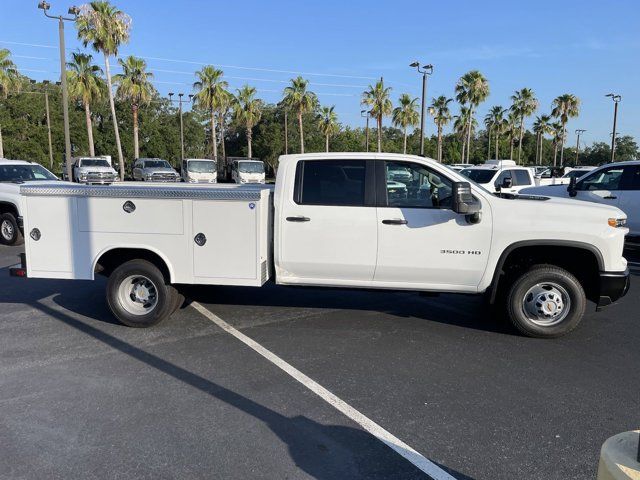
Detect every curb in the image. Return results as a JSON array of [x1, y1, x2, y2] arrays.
[[597, 431, 640, 480]]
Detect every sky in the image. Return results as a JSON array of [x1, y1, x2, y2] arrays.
[[1, 0, 639, 147]]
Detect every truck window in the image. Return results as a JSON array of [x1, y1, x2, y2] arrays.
[[384, 161, 453, 208], [578, 167, 624, 191], [494, 170, 512, 187], [294, 160, 366, 206], [625, 166, 640, 190], [513, 170, 531, 186]]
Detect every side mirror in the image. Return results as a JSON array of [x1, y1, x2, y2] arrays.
[[452, 182, 481, 215], [502, 177, 513, 189], [568, 176, 578, 197]]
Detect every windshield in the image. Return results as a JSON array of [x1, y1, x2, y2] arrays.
[[460, 168, 496, 184], [239, 162, 264, 174], [144, 160, 172, 169], [187, 160, 216, 173], [0, 164, 58, 182], [563, 170, 591, 180], [79, 159, 110, 168]]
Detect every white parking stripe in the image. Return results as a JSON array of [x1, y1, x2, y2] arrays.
[[191, 301, 456, 480]]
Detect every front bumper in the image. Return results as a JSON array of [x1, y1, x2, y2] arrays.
[[596, 269, 630, 310]]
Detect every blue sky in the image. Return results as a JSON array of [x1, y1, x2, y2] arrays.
[[1, 0, 639, 146]]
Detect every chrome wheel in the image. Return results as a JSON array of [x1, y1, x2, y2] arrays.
[[117, 275, 159, 316], [522, 282, 571, 327], [1, 219, 14, 241]]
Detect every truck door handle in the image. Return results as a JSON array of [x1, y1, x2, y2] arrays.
[[382, 219, 408, 225], [286, 216, 310, 222], [604, 196, 617, 199]]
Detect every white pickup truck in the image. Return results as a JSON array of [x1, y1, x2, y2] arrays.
[[11, 153, 630, 338]]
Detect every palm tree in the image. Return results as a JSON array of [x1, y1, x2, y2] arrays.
[[216, 89, 234, 162], [486, 106, 506, 160], [428, 96, 453, 162], [551, 94, 580, 165], [361, 78, 392, 152], [317, 106, 339, 152], [483, 113, 493, 161], [392, 94, 419, 154], [532, 114, 551, 165], [67, 52, 103, 156], [550, 122, 564, 166], [113, 56, 154, 159], [282, 76, 317, 153], [232, 85, 262, 158], [511, 88, 538, 164], [506, 109, 519, 159], [76, 1, 131, 180], [455, 70, 490, 162], [0, 48, 20, 158], [453, 107, 476, 161], [193, 66, 228, 160]]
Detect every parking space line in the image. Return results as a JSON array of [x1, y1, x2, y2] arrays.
[[191, 301, 456, 480]]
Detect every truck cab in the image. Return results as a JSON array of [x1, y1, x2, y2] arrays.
[[231, 159, 266, 184], [72, 156, 119, 184], [132, 158, 181, 182], [460, 160, 535, 194], [182, 158, 217, 184]]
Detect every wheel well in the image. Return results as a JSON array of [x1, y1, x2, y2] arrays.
[[95, 248, 171, 282], [491, 245, 601, 303], [0, 202, 19, 217]]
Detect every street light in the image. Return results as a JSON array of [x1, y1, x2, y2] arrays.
[[168, 92, 192, 161], [38, 1, 79, 182], [605, 93, 621, 163], [360, 109, 371, 152], [575, 129, 586, 166], [410, 61, 433, 157]]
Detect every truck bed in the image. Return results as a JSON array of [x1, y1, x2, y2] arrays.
[[20, 182, 273, 286]]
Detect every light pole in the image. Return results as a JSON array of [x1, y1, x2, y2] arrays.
[[169, 92, 193, 162], [575, 129, 586, 166], [410, 61, 433, 156], [360, 110, 370, 152], [605, 93, 621, 163], [38, 1, 79, 182]]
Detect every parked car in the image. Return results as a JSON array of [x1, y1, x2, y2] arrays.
[[182, 158, 218, 183], [132, 158, 180, 182], [536, 166, 596, 186], [521, 160, 640, 240], [230, 158, 265, 184], [0, 158, 59, 245], [65, 156, 118, 184], [14, 153, 629, 338], [460, 160, 535, 194]]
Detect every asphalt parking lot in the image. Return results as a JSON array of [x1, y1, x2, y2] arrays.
[[0, 245, 638, 480]]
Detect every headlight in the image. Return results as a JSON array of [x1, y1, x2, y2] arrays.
[[608, 218, 627, 228]]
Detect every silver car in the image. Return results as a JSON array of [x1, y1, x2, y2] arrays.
[[132, 158, 180, 182]]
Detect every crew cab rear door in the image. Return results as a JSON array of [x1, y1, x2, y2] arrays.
[[617, 165, 640, 238], [374, 160, 492, 289], [278, 159, 378, 283]]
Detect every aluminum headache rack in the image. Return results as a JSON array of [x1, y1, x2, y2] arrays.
[[20, 182, 273, 201]]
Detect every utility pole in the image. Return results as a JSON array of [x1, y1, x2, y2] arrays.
[[606, 93, 621, 163], [39, 2, 79, 182], [410, 61, 433, 156], [574, 129, 585, 166], [360, 110, 370, 152], [169, 92, 193, 162]]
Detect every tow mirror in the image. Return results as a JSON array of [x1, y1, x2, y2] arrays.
[[452, 182, 481, 216], [502, 177, 513, 189], [568, 176, 578, 197]]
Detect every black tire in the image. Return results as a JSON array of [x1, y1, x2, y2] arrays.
[[506, 265, 586, 338], [106, 259, 178, 328], [0, 212, 24, 246]]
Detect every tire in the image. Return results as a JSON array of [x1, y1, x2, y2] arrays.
[[106, 259, 178, 328], [0, 213, 24, 246], [505, 265, 586, 338]]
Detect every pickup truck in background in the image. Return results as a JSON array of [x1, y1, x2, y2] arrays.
[[132, 158, 181, 182], [460, 160, 536, 194], [12, 153, 630, 338], [62, 156, 119, 184]]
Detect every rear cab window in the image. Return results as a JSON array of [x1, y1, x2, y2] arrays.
[[294, 159, 370, 206]]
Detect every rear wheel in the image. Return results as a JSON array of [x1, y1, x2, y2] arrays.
[[106, 259, 177, 328], [506, 265, 586, 338], [0, 213, 23, 246]]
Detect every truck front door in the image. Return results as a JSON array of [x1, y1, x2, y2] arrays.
[[374, 160, 492, 289], [278, 159, 377, 283]]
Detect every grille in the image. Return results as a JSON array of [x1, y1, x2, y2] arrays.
[[151, 172, 178, 182]]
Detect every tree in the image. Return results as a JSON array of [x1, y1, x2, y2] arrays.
[[193, 66, 228, 160], [532, 114, 551, 165], [551, 94, 580, 166], [486, 106, 506, 160], [67, 52, 103, 157], [216, 89, 234, 161], [511, 88, 538, 164], [76, 1, 131, 179], [550, 122, 564, 166], [282, 76, 317, 154], [455, 70, 489, 162], [505, 109, 518, 160], [232, 85, 262, 158], [113, 55, 154, 159], [428, 96, 453, 162], [361, 78, 392, 152], [317, 105, 339, 152], [453, 107, 475, 161], [392, 94, 419, 154], [0, 48, 21, 158]]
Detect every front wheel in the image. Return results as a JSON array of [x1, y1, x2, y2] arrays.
[[106, 259, 178, 327], [506, 265, 586, 338]]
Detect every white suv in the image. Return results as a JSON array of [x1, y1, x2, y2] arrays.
[[0, 159, 59, 245], [460, 160, 535, 194]]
